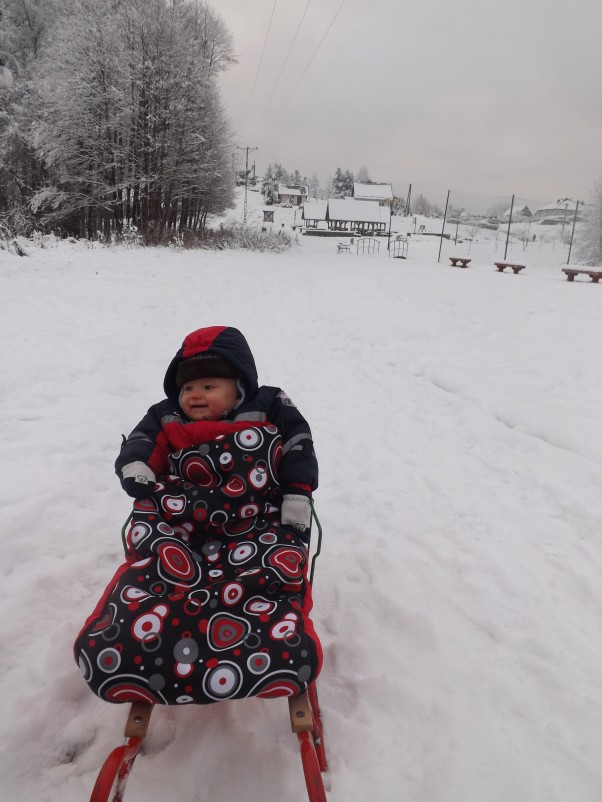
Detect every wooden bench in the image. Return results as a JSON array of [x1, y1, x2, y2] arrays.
[[562, 268, 602, 283], [494, 262, 525, 274], [449, 257, 471, 268], [337, 242, 350, 254]]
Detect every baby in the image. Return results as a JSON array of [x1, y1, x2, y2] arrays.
[[75, 325, 323, 706], [116, 324, 318, 533]]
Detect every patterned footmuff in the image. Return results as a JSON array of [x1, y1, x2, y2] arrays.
[[74, 424, 322, 705]]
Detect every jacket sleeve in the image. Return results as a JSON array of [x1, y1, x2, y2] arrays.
[[115, 402, 171, 485], [268, 389, 318, 497]]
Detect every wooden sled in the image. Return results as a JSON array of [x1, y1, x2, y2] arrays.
[[88, 505, 328, 801], [89, 682, 328, 802]]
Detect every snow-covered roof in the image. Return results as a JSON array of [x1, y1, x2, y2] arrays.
[[534, 199, 578, 214], [328, 198, 391, 224], [302, 200, 328, 220], [503, 204, 531, 217], [278, 184, 308, 197], [353, 182, 393, 201]]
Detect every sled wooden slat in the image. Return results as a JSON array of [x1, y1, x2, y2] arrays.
[[124, 702, 153, 739], [289, 691, 314, 733]]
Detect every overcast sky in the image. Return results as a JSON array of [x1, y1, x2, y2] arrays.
[[215, 0, 601, 205]]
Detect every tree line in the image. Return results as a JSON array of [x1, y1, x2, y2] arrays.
[[0, 0, 236, 242]]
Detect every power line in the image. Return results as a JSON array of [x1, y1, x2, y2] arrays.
[[260, 0, 348, 139], [241, 0, 278, 136], [251, 0, 312, 139]]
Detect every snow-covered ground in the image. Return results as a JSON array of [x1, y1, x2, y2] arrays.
[[1, 198, 601, 802]]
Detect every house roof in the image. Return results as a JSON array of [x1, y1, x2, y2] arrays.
[[353, 181, 393, 201], [278, 183, 308, 196], [503, 204, 531, 216], [302, 200, 328, 220], [534, 199, 578, 214], [328, 198, 391, 224]]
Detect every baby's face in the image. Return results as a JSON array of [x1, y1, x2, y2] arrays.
[[180, 377, 239, 421]]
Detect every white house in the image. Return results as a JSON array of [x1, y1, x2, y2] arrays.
[[277, 183, 308, 206], [353, 181, 393, 205], [502, 204, 532, 220], [532, 199, 583, 224]]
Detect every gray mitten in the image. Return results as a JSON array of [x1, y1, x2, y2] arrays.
[[281, 493, 311, 533], [120, 461, 157, 498]]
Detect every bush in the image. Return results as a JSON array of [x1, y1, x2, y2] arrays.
[[172, 222, 292, 251]]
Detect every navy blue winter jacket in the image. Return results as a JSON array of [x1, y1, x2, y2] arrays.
[[115, 326, 318, 497]]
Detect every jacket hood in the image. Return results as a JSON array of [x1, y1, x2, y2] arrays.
[[163, 326, 259, 402]]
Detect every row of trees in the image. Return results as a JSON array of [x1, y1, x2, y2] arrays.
[[0, 0, 237, 241]]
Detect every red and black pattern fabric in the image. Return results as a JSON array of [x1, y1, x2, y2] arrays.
[[74, 423, 322, 705]]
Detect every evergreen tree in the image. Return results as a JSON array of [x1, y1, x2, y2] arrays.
[[357, 165, 370, 182], [308, 172, 320, 198], [261, 164, 278, 204], [331, 167, 354, 198]]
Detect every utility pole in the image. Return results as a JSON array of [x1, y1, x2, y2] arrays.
[[566, 200, 580, 265], [504, 195, 515, 260], [237, 145, 258, 225]]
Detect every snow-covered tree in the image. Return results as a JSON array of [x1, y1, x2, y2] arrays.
[[308, 172, 320, 198], [576, 183, 601, 265], [414, 195, 434, 216], [0, 0, 61, 231], [1, 0, 237, 240], [391, 195, 405, 215], [261, 164, 279, 204], [331, 167, 353, 198], [356, 165, 370, 182]]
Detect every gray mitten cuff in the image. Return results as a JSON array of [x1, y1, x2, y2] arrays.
[[281, 493, 311, 533], [120, 461, 157, 498]]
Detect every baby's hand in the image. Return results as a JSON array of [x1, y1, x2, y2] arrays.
[[281, 494, 311, 533], [120, 462, 157, 498]]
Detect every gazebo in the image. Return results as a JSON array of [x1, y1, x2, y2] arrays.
[[327, 198, 390, 234], [302, 200, 328, 229]]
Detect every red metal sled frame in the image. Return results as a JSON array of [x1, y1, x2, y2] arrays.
[[90, 701, 152, 802], [90, 683, 328, 802], [292, 682, 329, 802], [89, 737, 143, 802]]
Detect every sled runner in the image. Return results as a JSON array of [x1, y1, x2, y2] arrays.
[[87, 506, 328, 802]]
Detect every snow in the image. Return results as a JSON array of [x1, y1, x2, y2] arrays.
[[1, 197, 601, 802]]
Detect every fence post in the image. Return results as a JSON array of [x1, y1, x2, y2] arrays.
[[566, 200, 580, 265], [437, 190, 450, 263], [504, 194, 515, 260]]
